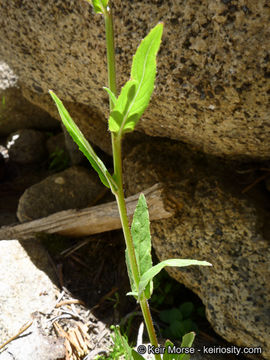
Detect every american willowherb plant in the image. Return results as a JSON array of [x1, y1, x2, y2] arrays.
[[49, 0, 211, 359]]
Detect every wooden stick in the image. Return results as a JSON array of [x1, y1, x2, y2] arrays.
[[0, 183, 172, 240]]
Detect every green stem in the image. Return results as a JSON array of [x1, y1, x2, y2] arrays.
[[104, 1, 117, 106], [113, 137, 140, 287], [140, 296, 161, 358], [104, 1, 119, 182], [113, 137, 161, 360], [103, 3, 161, 359]]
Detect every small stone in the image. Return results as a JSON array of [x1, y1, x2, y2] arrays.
[[17, 166, 104, 222], [46, 132, 66, 155], [190, 37, 207, 52], [62, 125, 84, 165], [6, 129, 47, 164], [54, 176, 65, 185]]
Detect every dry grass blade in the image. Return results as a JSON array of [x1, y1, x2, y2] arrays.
[[0, 320, 33, 351], [54, 321, 92, 360]]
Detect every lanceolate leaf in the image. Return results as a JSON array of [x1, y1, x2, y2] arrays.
[[108, 23, 163, 136], [138, 259, 212, 299], [126, 194, 153, 299], [131, 194, 153, 299], [129, 22, 163, 123], [49, 91, 117, 191]]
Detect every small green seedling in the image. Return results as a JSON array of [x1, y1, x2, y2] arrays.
[[96, 325, 131, 360], [49, 1, 212, 359], [107, 291, 120, 310], [48, 148, 69, 171]]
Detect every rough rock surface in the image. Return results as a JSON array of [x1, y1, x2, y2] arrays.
[[0, 320, 65, 360], [0, 240, 59, 344], [6, 129, 47, 164], [17, 166, 105, 222], [123, 139, 270, 359], [0, 1, 269, 158], [0, 62, 59, 136], [0, 61, 17, 90], [0, 159, 51, 227], [46, 132, 66, 156], [61, 125, 84, 165]]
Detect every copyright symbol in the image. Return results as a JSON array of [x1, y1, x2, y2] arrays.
[[137, 345, 146, 354]]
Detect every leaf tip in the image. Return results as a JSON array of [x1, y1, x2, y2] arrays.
[[48, 90, 56, 99]]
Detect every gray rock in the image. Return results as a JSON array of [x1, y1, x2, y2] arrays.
[[46, 118, 93, 167], [46, 132, 66, 155], [46, 132, 70, 171], [17, 166, 105, 222], [0, 61, 18, 90], [0, 240, 59, 345], [61, 124, 84, 165], [0, 321, 65, 360], [0, 62, 59, 137], [0, 240, 65, 360], [123, 140, 270, 359], [0, 161, 50, 227], [0, 2, 269, 158], [6, 129, 47, 164]]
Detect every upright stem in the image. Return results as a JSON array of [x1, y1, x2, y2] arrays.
[[104, 3, 161, 359], [104, 0, 117, 102], [113, 137, 161, 360], [113, 137, 140, 288], [104, 2, 119, 178]]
